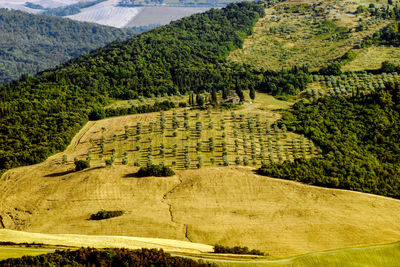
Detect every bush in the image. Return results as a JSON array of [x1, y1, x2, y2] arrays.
[[214, 244, 265, 256], [90, 210, 124, 220], [74, 160, 90, 171], [319, 62, 342, 75], [137, 164, 175, 177], [88, 107, 106, 120]]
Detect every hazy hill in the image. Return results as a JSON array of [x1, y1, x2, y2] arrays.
[[0, 9, 136, 84]]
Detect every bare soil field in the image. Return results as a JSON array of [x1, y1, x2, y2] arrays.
[[125, 6, 210, 27]]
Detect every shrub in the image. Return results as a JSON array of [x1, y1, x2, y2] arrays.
[[137, 164, 175, 177], [89, 107, 106, 120], [214, 244, 265, 256], [90, 210, 124, 220], [75, 160, 90, 171]]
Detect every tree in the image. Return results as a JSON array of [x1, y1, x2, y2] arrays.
[[62, 154, 68, 164], [250, 87, 255, 100], [211, 88, 217, 104], [222, 88, 228, 99], [196, 94, 204, 106]]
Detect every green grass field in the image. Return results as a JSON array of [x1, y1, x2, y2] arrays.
[[0, 247, 55, 260], [342, 46, 400, 72], [213, 241, 400, 267]]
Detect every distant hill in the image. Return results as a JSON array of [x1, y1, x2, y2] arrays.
[[0, 9, 136, 84]]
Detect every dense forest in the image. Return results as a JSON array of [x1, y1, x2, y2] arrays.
[[0, 9, 136, 84], [258, 82, 400, 198], [0, 247, 215, 266], [0, 1, 268, 175]]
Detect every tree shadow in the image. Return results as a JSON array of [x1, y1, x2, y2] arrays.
[[123, 172, 142, 178], [44, 170, 74, 177]]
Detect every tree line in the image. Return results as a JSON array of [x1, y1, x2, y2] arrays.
[[0, 247, 215, 266]]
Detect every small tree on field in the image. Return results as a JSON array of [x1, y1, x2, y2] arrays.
[[62, 154, 68, 164], [223, 155, 229, 166], [250, 87, 255, 100], [196, 94, 204, 106], [243, 156, 249, 166], [211, 89, 217, 104], [197, 155, 203, 168], [210, 157, 216, 165], [134, 159, 141, 166], [235, 156, 241, 165]]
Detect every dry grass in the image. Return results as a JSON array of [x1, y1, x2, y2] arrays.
[[1, 160, 400, 257]]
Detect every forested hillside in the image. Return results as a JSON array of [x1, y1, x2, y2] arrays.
[[258, 82, 400, 198], [0, 9, 136, 84], [0, 1, 267, 175]]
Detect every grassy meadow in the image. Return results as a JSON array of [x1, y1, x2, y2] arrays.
[[214, 241, 400, 266], [0, 247, 54, 260], [228, 0, 390, 71]]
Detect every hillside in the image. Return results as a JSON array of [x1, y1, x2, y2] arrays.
[[1, 103, 400, 257], [0, 9, 136, 84], [0, 1, 266, 176], [1, 0, 400, 262]]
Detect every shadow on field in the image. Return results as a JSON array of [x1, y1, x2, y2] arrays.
[[123, 172, 144, 178], [44, 170, 74, 177], [45, 166, 104, 177]]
